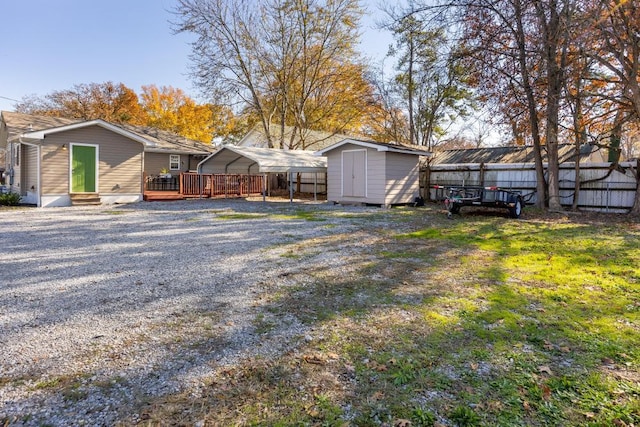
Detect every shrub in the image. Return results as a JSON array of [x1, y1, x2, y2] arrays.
[[0, 192, 21, 206]]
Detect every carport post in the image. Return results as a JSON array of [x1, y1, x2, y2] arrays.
[[289, 171, 293, 204], [262, 173, 267, 203], [314, 173, 317, 201]]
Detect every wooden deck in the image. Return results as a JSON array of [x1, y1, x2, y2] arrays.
[[143, 173, 265, 201]]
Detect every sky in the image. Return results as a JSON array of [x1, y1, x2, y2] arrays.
[[0, 0, 393, 112]]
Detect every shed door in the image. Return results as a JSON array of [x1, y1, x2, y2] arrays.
[[71, 145, 97, 193], [342, 150, 366, 197]]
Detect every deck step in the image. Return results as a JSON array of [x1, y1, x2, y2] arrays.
[[70, 193, 102, 206], [143, 192, 185, 201]]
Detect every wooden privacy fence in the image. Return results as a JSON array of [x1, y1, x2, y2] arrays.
[[424, 161, 638, 213], [180, 173, 265, 198]]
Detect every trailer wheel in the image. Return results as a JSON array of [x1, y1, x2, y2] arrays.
[[509, 198, 523, 218], [449, 204, 460, 214]]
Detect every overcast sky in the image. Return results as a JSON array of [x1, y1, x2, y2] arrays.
[[0, 0, 393, 112]]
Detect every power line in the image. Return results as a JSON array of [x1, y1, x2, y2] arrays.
[[0, 95, 19, 102]]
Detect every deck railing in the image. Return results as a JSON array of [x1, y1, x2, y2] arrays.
[[145, 174, 180, 191], [180, 173, 265, 197]]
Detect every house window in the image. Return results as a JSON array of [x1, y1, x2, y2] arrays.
[[170, 155, 180, 170]]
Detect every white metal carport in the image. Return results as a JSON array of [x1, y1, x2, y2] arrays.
[[197, 145, 328, 202]]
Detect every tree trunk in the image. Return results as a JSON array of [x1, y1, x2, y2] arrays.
[[515, 0, 547, 209], [408, 32, 416, 146], [631, 159, 640, 216], [535, 0, 564, 212]]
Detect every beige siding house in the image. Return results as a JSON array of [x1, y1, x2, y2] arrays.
[[317, 139, 431, 207], [236, 124, 349, 151], [1, 112, 213, 207]]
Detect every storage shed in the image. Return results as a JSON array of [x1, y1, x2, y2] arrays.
[[316, 138, 432, 207]]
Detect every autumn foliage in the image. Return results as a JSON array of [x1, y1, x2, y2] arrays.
[[15, 82, 234, 143]]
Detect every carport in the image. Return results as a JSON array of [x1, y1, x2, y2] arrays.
[[197, 145, 328, 202]]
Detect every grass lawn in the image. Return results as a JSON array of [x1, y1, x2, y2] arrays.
[[142, 206, 639, 426]]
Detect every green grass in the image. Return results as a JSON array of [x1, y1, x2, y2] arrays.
[[138, 209, 640, 426], [214, 212, 267, 220]]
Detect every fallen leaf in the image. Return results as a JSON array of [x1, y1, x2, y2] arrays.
[[470, 362, 479, 371], [371, 391, 385, 401], [543, 340, 554, 350], [541, 384, 552, 401], [394, 419, 412, 427], [523, 400, 531, 411], [303, 354, 325, 365], [560, 346, 571, 353], [602, 357, 615, 366], [538, 365, 553, 375]]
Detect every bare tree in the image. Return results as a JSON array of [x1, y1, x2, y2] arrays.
[[173, 0, 366, 149]]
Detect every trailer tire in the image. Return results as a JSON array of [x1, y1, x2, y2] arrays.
[[509, 198, 523, 218], [449, 204, 460, 214]]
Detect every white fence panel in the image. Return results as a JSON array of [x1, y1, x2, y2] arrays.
[[426, 162, 637, 213]]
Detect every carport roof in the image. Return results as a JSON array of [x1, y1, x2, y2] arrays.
[[198, 145, 327, 173]]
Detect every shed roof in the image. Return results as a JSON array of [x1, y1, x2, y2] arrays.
[[198, 145, 327, 173], [432, 144, 607, 164], [316, 138, 433, 157]]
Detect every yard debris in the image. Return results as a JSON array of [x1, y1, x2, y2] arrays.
[[302, 354, 326, 365], [538, 365, 553, 375]]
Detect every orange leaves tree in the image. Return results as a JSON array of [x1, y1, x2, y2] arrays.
[[16, 82, 147, 125], [140, 85, 236, 143], [15, 82, 234, 144]]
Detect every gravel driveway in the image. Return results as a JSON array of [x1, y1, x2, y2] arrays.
[[0, 199, 385, 426]]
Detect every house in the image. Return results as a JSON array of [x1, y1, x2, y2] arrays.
[[236, 123, 349, 151], [315, 138, 432, 207], [119, 124, 212, 177], [0, 111, 213, 207]]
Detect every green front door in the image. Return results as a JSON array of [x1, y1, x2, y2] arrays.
[[71, 145, 97, 193]]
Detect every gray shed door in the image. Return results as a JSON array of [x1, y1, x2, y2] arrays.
[[342, 150, 366, 197]]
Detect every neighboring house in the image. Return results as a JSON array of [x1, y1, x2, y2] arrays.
[[0, 111, 213, 207], [316, 138, 432, 207], [236, 123, 349, 151], [431, 143, 608, 165]]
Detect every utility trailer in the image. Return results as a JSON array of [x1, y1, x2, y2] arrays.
[[435, 185, 524, 219]]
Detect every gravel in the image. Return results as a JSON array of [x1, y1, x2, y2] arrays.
[[0, 198, 386, 426]]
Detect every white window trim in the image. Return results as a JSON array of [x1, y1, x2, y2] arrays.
[[169, 154, 180, 170]]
